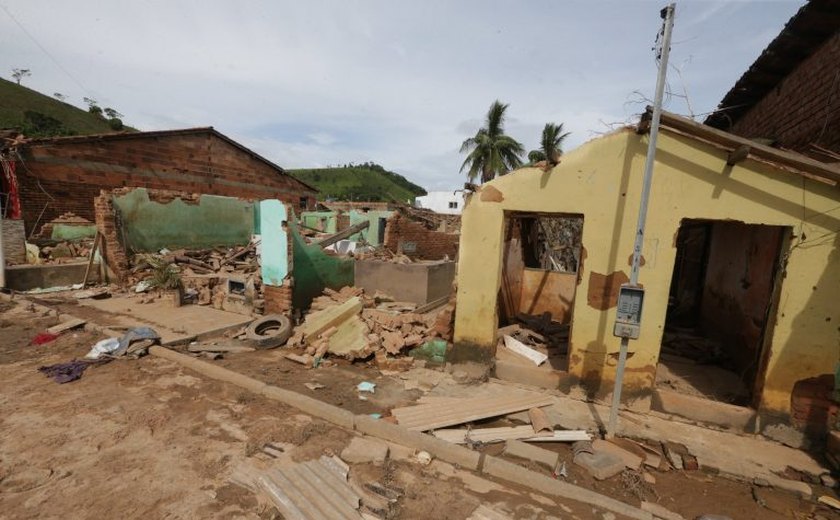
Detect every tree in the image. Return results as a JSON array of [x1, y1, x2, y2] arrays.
[[83, 97, 103, 117], [12, 68, 31, 85], [103, 107, 123, 119], [53, 92, 67, 102], [460, 100, 524, 183], [529, 122, 570, 169]]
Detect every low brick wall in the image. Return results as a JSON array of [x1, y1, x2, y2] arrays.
[[383, 214, 459, 260]]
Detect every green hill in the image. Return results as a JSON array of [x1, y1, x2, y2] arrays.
[[289, 163, 427, 203], [0, 78, 131, 137]]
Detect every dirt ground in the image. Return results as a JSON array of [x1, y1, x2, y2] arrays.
[[0, 300, 600, 520]]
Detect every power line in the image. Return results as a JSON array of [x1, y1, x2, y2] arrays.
[[0, 2, 91, 95]]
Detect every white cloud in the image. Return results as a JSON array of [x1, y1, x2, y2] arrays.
[[0, 0, 801, 191]]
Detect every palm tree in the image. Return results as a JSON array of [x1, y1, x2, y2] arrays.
[[537, 122, 570, 168], [460, 101, 525, 183], [527, 149, 546, 164]]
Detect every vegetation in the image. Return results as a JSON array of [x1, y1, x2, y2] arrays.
[[144, 255, 183, 291], [289, 162, 426, 203], [0, 77, 133, 137], [528, 122, 570, 168], [459, 100, 525, 183], [11, 68, 30, 85]]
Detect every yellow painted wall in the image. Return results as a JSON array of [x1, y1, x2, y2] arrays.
[[454, 128, 840, 415]]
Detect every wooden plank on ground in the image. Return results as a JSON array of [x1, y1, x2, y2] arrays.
[[47, 318, 86, 335], [298, 297, 363, 341], [433, 425, 591, 444], [392, 393, 555, 431]]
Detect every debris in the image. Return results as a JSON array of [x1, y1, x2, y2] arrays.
[[286, 353, 313, 366], [528, 407, 553, 435], [640, 501, 685, 520], [357, 381, 376, 393], [304, 382, 326, 391], [504, 439, 559, 470], [73, 287, 110, 300], [186, 344, 255, 354], [434, 425, 588, 444], [85, 327, 160, 359], [47, 318, 86, 335], [341, 436, 389, 465], [230, 456, 361, 518], [818, 495, 840, 510], [592, 439, 643, 470], [135, 280, 152, 293], [554, 460, 568, 479], [409, 339, 447, 364], [392, 393, 554, 431], [298, 296, 364, 341], [467, 504, 511, 520], [85, 338, 121, 359], [502, 335, 548, 366], [414, 451, 432, 466], [574, 450, 625, 480], [30, 332, 59, 345], [38, 359, 108, 384]]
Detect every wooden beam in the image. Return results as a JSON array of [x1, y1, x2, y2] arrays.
[[642, 108, 840, 185], [726, 144, 751, 165], [313, 220, 370, 248]]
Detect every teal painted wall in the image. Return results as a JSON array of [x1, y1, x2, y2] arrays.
[[348, 210, 393, 246], [259, 200, 289, 286], [113, 188, 254, 253], [300, 211, 338, 233], [51, 224, 97, 241], [289, 218, 354, 309]]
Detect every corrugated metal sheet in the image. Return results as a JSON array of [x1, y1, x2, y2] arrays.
[[392, 394, 555, 431]]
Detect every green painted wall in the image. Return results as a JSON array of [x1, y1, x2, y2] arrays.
[[348, 209, 393, 246], [289, 218, 354, 309], [113, 188, 254, 253], [300, 211, 338, 233], [51, 224, 97, 241]]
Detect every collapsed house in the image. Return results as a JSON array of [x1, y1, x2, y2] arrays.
[[453, 110, 840, 444]]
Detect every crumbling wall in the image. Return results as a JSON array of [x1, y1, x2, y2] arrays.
[[94, 190, 129, 282], [383, 213, 459, 260], [729, 32, 840, 155], [112, 188, 254, 252], [14, 131, 316, 236], [289, 220, 354, 309], [2, 219, 25, 264]]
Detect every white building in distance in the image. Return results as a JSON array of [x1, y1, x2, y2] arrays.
[[415, 190, 466, 215]]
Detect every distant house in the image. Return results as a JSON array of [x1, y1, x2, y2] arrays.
[[705, 0, 840, 159], [415, 190, 466, 215], [1, 127, 318, 236]]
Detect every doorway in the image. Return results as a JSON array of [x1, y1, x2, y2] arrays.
[[496, 212, 584, 374], [657, 219, 787, 407]]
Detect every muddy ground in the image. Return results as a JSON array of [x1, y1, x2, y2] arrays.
[[2, 298, 839, 519]]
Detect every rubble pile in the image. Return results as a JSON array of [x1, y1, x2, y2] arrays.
[[497, 311, 570, 363], [285, 286, 452, 368], [34, 237, 96, 263]]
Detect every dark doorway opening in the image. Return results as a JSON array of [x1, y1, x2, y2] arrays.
[[658, 219, 787, 407], [496, 212, 584, 374]]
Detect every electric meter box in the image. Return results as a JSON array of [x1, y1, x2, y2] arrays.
[[613, 284, 645, 339]]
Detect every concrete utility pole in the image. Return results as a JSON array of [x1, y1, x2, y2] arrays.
[[0, 159, 6, 289], [606, 3, 676, 438]]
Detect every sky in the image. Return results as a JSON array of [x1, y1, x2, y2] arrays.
[[0, 1, 803, 191]]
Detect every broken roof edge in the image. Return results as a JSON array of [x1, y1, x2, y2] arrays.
[[640, 107, 840, 187], [14, 126, 320, 194]]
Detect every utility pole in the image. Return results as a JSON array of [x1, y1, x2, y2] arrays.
[[606, 3, 676, 438]]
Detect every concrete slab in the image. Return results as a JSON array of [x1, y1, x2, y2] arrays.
[[652, 388, 756, 432], [77, 295, 253, 345], [6, 261, 101, 291], [573, 451, 625, 480]]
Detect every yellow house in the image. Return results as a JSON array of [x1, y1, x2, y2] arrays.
[[453, 110, 840, 435]]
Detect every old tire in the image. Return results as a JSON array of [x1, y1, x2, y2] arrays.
[[244, 314, 292, 349]]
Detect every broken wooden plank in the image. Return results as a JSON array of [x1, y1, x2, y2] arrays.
[[298, 297, 363, 341], [502, 335, 548, 366], [392, 393, 555, 431], [433, 425, 590, 444], [524, 430, 591, 442], [314, 220, 370, 249], [47, 318, 86, 335]]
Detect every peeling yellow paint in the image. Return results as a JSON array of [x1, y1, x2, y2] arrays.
[[454, 127, 840, 416]]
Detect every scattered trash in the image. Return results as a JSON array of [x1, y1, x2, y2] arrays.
[[86, 338, 121, 359], [553, 460, 567, 479], [410, 339, 447, 364], [357, 381, 376, 393], [30, 332, 59, 345], [38, 359, 108, 383], [85, 327, 160, 360], [414, 451, 432, 465], [304, 382, 325, 391], [135, 280, 152, 293]]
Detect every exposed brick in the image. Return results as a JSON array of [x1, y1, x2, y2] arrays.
[[383, 213, 459, 260], [264, 281, 293, 315]]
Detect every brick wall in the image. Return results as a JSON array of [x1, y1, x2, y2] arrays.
[[94, 190, 129, 282], [264, 280, 293, 314], [790, 374, 838, 436], [2, 219, 26, 264], [14, 131, 316, 236], [729, 32, 840, 154], [383, 213, 459, 260]]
